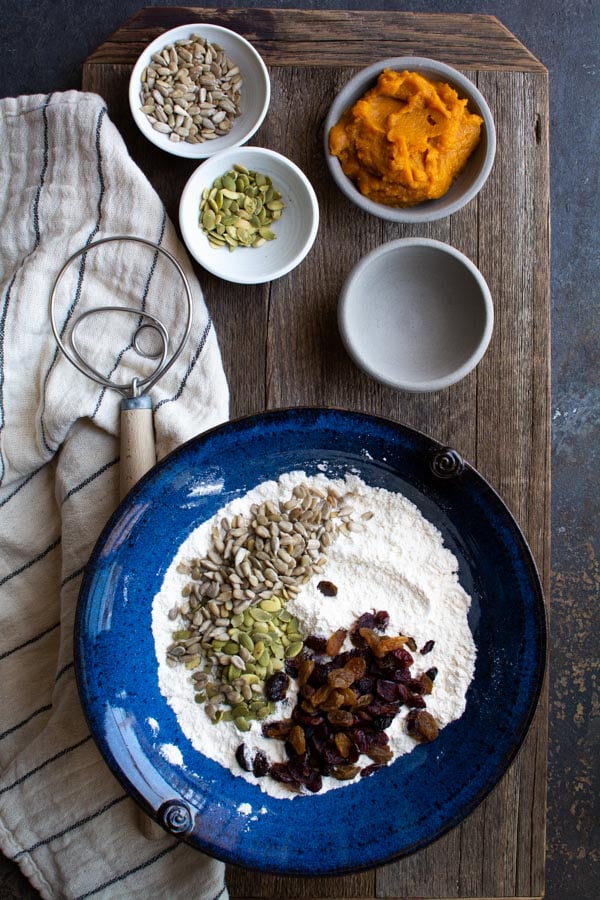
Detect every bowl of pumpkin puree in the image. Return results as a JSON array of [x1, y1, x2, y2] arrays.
[[325, 57, 496, 223]]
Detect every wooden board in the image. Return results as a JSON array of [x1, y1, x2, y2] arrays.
[[83, 9, 550, 899]]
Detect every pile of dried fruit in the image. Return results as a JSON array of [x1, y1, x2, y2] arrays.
[[236, 610, 440, 793], [166, 482, 367, 730]]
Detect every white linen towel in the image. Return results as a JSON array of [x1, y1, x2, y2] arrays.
[[0, 91, 230, 900]]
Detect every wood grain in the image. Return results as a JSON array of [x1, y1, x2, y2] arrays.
[[82, 9, 550, 899]]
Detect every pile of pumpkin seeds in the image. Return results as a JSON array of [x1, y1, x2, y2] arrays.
[[166, 481, 368, 731], [199, 164, 286, 251], [139, 34, 242, 145]]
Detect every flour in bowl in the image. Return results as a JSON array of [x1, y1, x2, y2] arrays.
[[152, 470, 476, 798]]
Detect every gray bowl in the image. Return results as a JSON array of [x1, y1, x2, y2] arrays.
[[338, 238, 494, 392], [325, 57, 496, 223]]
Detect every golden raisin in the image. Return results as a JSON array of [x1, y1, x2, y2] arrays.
[[326, 628, 347, 657], [288, 725, 306, 755]]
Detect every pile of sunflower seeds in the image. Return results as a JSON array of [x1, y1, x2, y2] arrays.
[[166, 482, 370, 730], [139, 34, 242, 145], [199, 164, 286, 251]]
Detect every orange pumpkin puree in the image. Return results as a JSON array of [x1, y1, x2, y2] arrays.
[[329, 69, 483, 207]]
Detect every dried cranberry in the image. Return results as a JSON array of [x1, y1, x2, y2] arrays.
[[390, 647, 414, 668], [396, 684, 412, 706], [374, 610, 390, 629], [292, 707, 324, 727], [264, 671, 290, 701], [269, 762, 300, 786], [317, 580, 338, 596], [366, 700, 399, 718], [420, 639, 435, 655], [360, 763, 383, 778], [252, 751, 269, 777], [375, 679, 398, 702]]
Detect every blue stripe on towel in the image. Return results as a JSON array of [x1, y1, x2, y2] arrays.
[[0, 734, 92, 796], [154, 316, 213, 411]]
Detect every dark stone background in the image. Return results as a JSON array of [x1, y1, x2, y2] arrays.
[[0, 1, 597, 898]]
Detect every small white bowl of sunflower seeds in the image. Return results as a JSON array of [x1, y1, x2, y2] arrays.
[[129, 23, 270, 158], [179, 146, 319, 284]]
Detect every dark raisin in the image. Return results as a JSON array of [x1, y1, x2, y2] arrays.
[[264, 671, 290, 701], [252, 751, 269, 777], [371, 714, 395, 731], [235, 743, 253, 772], [317, 580, 338, 596], [406, 692, 427, 709], [354, 612, 378, 631], [420, 639, 435, 655], [284, 656, 301, 677], [425, 666, 439, 681], [304, 634, 328, 653], [355, 675, 376, 695]]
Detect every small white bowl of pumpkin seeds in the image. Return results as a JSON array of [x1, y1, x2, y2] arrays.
[[179, 146, 319, 284]]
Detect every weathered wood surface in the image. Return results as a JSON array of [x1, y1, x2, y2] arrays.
[[83, 8, 550, 899]]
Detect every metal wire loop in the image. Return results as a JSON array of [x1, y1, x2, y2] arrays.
[[49, 235, 194, 399]]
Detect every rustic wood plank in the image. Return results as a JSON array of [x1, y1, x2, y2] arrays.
[[87, 8, 546, 72], [82, 10, 550, 899]]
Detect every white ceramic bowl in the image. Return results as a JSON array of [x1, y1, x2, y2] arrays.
[[179, 146, 319, 284], [325, 57, 496, 223], [129, 23, 270, 158], [338, 238, 493, 392]]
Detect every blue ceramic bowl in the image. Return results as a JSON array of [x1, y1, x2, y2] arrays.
[[75, 408, 546, 875]]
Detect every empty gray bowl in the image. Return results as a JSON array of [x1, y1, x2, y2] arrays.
[[338, 238, 494, 392]]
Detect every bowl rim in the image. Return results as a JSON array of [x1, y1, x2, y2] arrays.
[[324, 56, 496, 223], [338, 237, 494, 392], [128, 22, 271, 159], [179, 145, 320, 284]]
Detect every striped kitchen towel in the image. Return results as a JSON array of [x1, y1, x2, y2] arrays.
[[0, 92, 229, 899]]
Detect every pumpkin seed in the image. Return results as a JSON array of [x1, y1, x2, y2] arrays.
[[198, 166, 286, 250]]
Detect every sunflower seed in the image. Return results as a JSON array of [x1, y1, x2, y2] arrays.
[[139, 33, 242, 143]]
